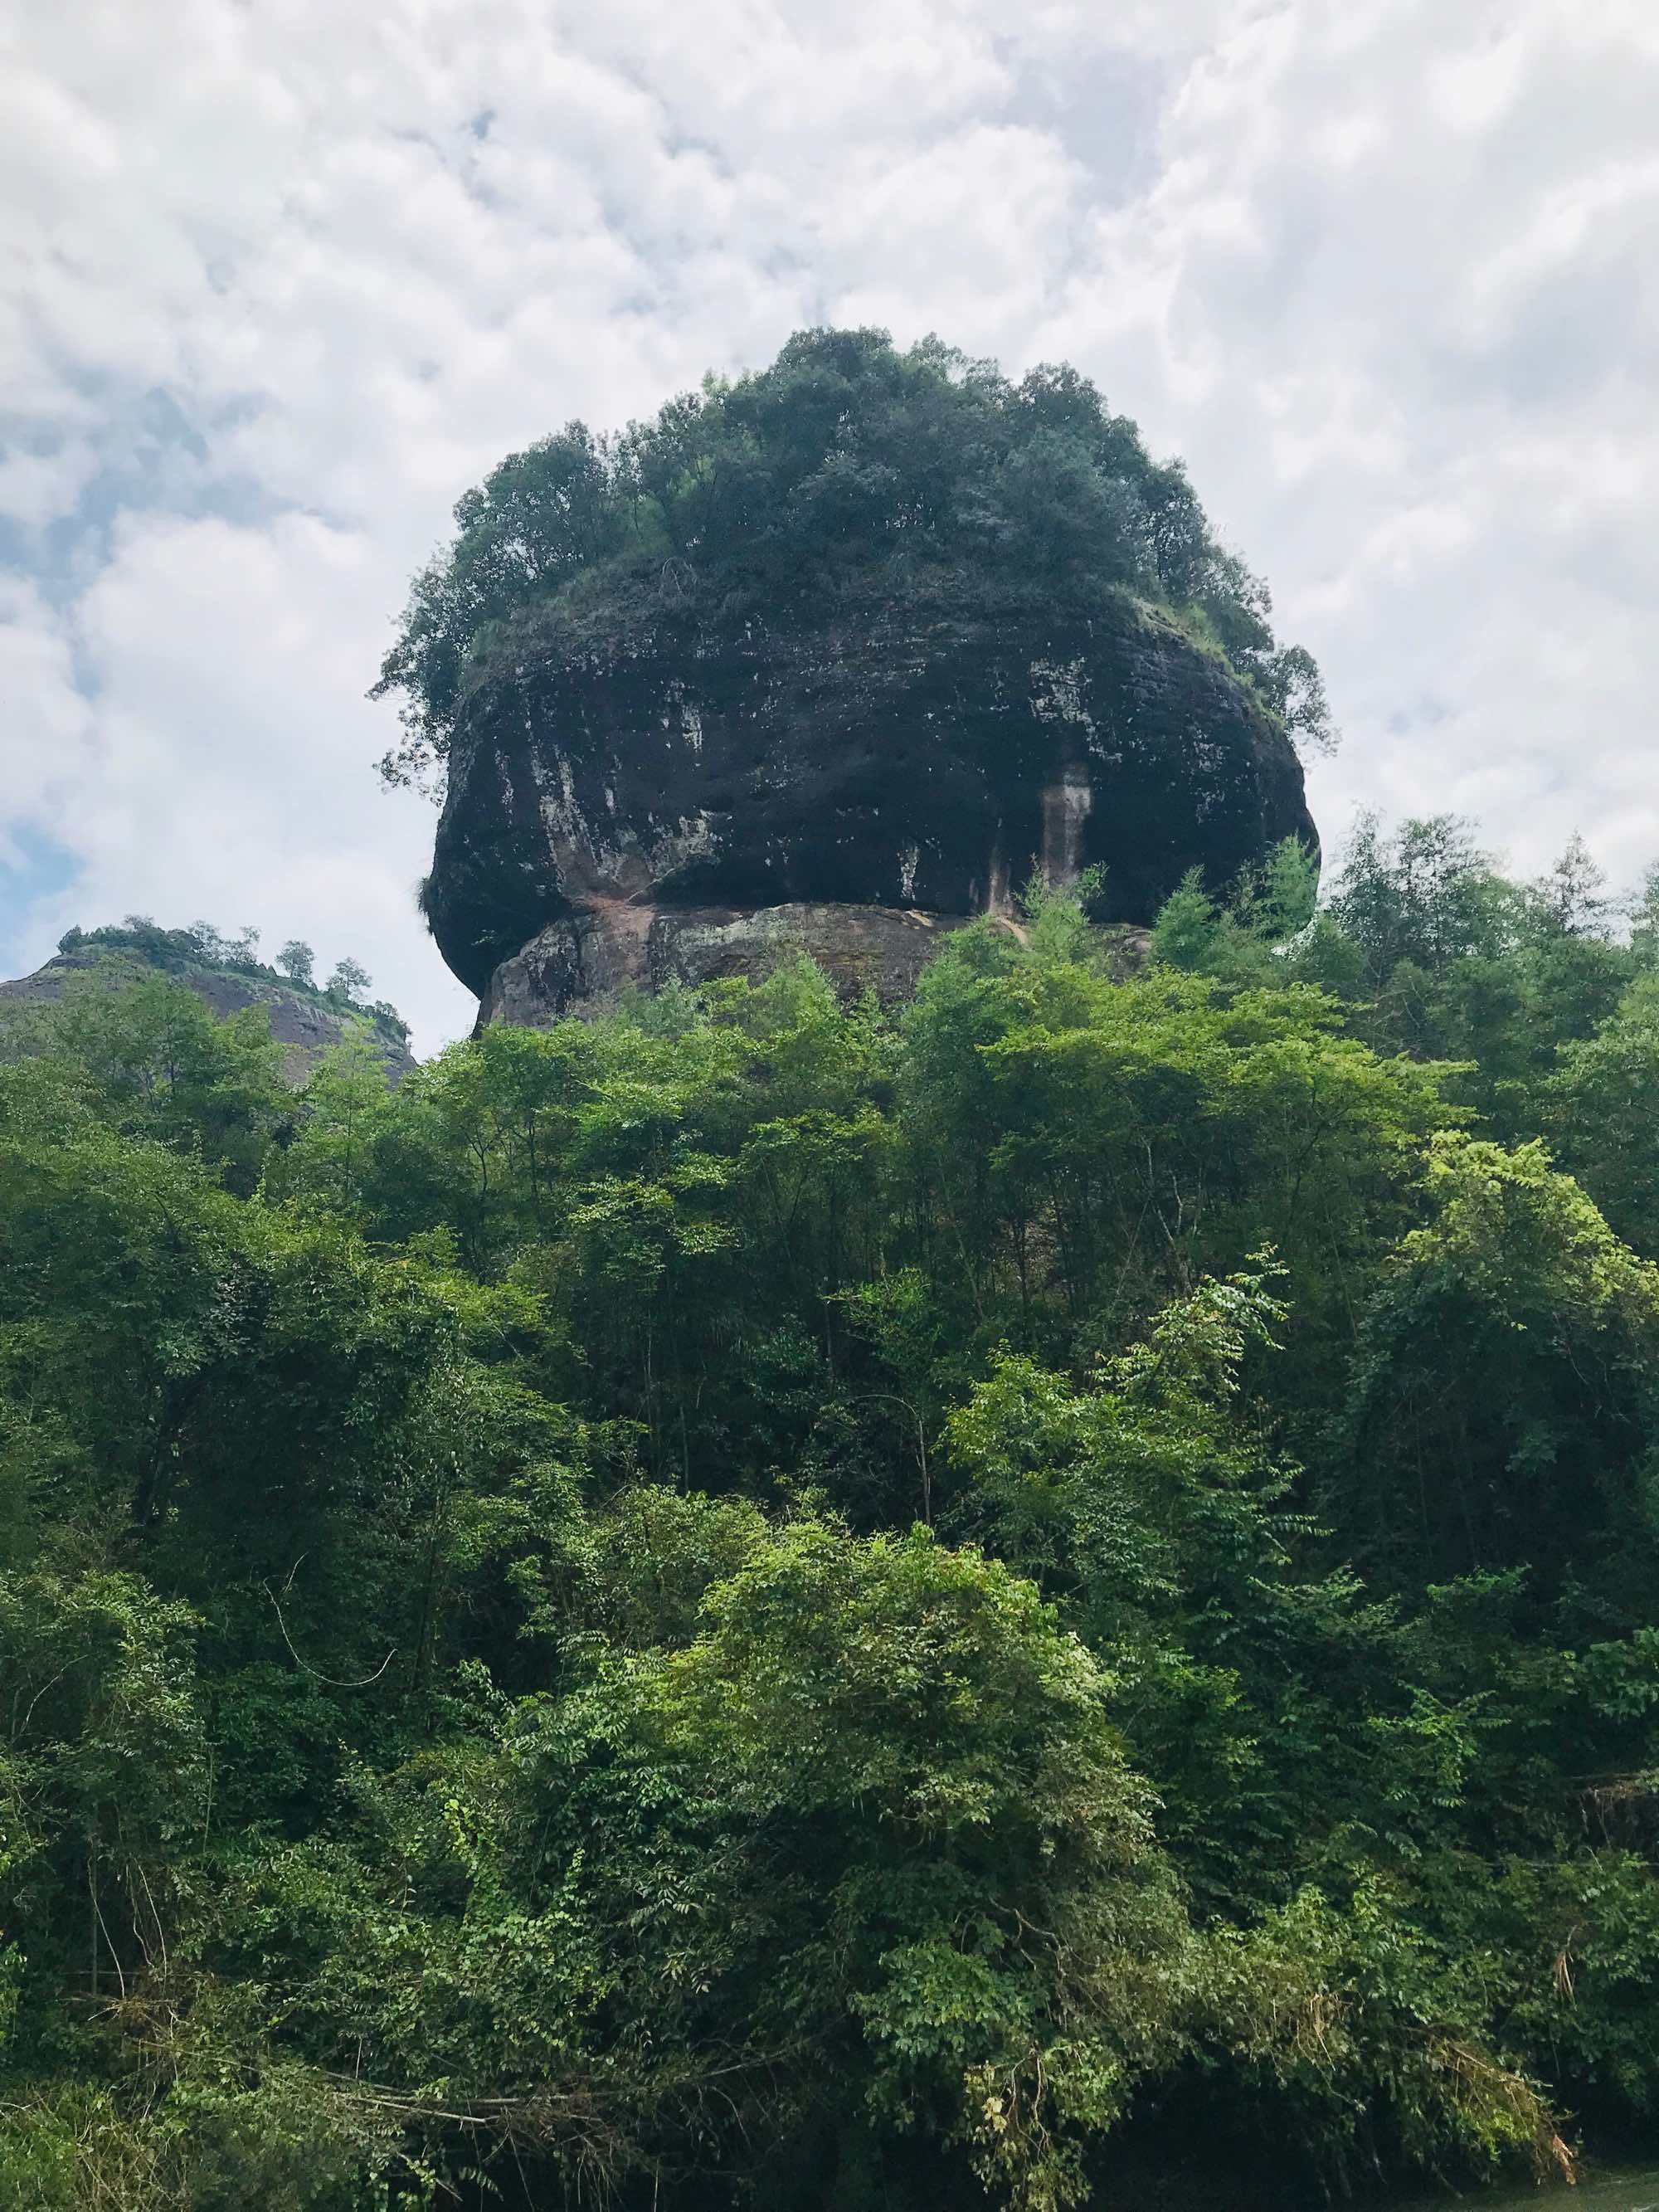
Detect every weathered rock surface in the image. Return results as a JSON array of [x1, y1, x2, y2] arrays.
[[0, 946, 416, 1087], [481, 899, 1153, 1022], [426, 593, 1316, 1023]]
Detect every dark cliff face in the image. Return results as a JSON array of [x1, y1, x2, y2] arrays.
[[426, 594, 1316, 1016]]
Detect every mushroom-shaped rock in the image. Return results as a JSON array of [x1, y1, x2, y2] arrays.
[[426, 595, 1316, 1022]]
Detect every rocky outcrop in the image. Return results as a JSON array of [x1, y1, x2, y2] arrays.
[[482, 900, 1155, 1022], [0, 945, 416, 1087], [426, 592, 1316, 1024]]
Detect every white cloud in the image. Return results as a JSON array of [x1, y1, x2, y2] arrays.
[[1031, 0, 1659, 883], [0, 580, 96, 844], [6, 510, 470, 1040], [2, 0, 1658, 1045]]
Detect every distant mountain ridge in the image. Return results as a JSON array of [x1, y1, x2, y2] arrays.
[[0, 920, 416, 1085]]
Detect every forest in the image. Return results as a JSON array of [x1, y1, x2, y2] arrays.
[[7, 815, 1659, 2207]]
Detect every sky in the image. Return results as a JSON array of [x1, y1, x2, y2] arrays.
[[4, 0, 1657, 1054]]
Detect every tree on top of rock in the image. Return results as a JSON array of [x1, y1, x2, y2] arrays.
[[372, 328, 1333, 792]]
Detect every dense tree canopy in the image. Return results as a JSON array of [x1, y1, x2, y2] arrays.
[[372, 329, 1331, 790], [9, 819, 1659, 2207]]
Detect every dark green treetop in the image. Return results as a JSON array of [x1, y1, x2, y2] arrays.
[[372, 328, 1331, 789]]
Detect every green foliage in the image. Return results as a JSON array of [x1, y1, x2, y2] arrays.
[[275, 939, 315, 989], [2, 972, 293, 1191], [1331, 1134, 1659, 1598], [324, 957, 371, 1006], [15, 832, 1659, 2204], [1309, 814, 1631, 1135], [372, 329, 1330, 787], [44, 918, 410, 1050], [1545, 971, 1659, 1252]]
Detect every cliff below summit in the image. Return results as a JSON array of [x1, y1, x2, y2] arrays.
[[425, 592, 1316, 1023]]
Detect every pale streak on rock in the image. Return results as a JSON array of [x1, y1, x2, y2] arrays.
[[425, 596, 1316, 1026]]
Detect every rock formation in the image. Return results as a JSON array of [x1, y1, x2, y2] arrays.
[[0, 939, 416, 1086], [426, 592, 1316, 1026]]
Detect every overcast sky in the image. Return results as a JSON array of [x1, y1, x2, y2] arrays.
[[4, 0, 1657, 1051]]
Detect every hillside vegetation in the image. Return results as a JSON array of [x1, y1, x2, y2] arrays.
[[372, 327, 1331, 792], [51, 918, 411, 1050], [7, 821, 1659, 2207]]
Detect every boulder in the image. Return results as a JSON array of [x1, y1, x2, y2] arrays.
[[425, 592, 1316, 1022]]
